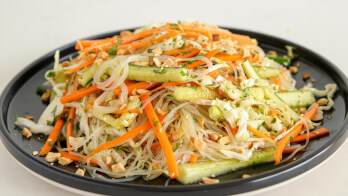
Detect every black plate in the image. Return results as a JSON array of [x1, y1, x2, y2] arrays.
[[1, 27, 348, 196]]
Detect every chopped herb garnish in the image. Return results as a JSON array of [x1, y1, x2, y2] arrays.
[[290, 136, 293, 142], [15, 115, 18, 121], [271, 118, 276, 123], [179, 42, 186, 49], [180, 70, 188, 76], [36, 87, 47, 95], [147, 48, 153, 53], [183, 61, 194, 66], [46, 120, 52, 125], [191, 85, 197, 90], [66, 118, 71, 123], [49, 142, 55, 146], [165, 94, 174, 103], [136, 146, 141, 151], [153, 120, 159, 126], [107, 45, 119, 55], [47, 71, 56, 78], [327, 116, 332, 120]]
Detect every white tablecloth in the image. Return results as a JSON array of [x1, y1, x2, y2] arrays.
[[0, 0, 347, 195]]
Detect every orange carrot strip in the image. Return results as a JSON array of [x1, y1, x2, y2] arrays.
[[226, 122, 238, 136], [65, 59, 95, 74], [112, 108, 143, 114], [177, 24, 212, 39], [247, 126, 272, 139], [141, 95, 179, 179], [292, 128, 330, 143], [59, 151, 102, 166], [176, 48, 200, 58], [85, 115, 165, 160], [218, 32, 256, 45], [207, 67, 229, 78], [60, 85, 100, 104], [163, 45, 191, 56], [80, 28, 162, 53], [188, 155, 198, 163], [66, 76, 79, 152], [39, 116, 65, 156], [215, 53, 244, 61], [186, 49, 219, 69], [119, 32, 179, 50], [275, 103, 319, 163]]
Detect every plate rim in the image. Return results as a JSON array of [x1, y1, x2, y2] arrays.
[[1, 26, 348, 195]]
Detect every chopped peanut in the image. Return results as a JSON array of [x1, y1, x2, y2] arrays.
[[58, 157, 73, 166], [198, 118, 205, 128], [32, 151, 39, 156], [190, 136, 206, 150], [151, 162, 161, 170], [300, 107, 306, 114], [242, 174, 251, 178], [117, 49, 126, 55], [99, 51, 109, 60], [208, 133, 219, 142], [45, 152, 61, 162], [302, 72, 310, 80], [156, 107, 167, 116], [41, 89, 51, 102], [106, 156, 113, 165], [171, 131, 184, 142], [212, 34, 221, 41], [242, 48, 251, 58], [152, 47, 163, 55], [217, 136, 231, 145], [289, 66, 298, 74], [120, 30, 132, 37], [22, 127, 32, 138], [162, 58, 175, 67], [108, 99, 118, 107], [68, 136, 85, 150], [152, 57, 161, 67], [75, 168, 85, 176], [23, 115, 35, 121], [202, 177, 219, 184], [317, 98, 328, 106], [111, 163, 126, 173], [129, 96, 140, 102], [136, 89, 149, 94]]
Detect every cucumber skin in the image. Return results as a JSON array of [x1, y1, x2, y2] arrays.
[[242, 60, 262, 79], [255, 66, 280, 78], [79, 64, 98, 86], [173, 87, 219, 100], [127, 65, 188, 82], [176, 148, 275, 184], [276, 90, 315, 107]]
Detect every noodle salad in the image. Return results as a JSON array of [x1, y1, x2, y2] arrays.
[[15, 21, 336, 184]]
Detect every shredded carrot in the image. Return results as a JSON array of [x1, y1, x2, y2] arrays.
[[177, 24, 212, 39], [119, 32, 179, 51], [39, 116, 65, 156], [186, 49, 219, 69], [60, 85, 100, 104], [247, 126, 272, 139], [65, 59, 95, 74], [207, 87, 234, 101], [207, 67, 229, 78], [215, 53, 244, 61], [188, 155, 198, 163], [292, 128, 330, 143], [66, 76, 79, 152], [176, 48, 200, 58], [275, 103, 319, 163], [218, 32, 256, 45], [141, 95, 179, 179], [269, 109, 278, 118], [226, 122, 238, 136], [112, 108, 143, 114], [58, 151, 105, 166], [162, 45, 191, 56], [113, 82, 161, 96], [85, 115, 165, 160]]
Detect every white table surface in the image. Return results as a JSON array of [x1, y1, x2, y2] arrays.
[[1, 0, 347, 195]]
